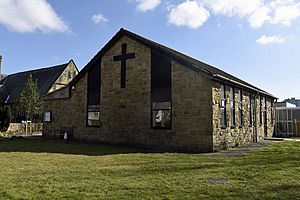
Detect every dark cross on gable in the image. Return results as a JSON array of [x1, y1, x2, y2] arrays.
[[113, 43, 135, 88]]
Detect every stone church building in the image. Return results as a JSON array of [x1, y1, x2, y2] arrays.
[[43, 28, 276, 152], [0, 60, 78, 122]]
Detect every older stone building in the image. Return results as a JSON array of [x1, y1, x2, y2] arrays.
[[0, 60, 78, 122], [43, 29, 276, 152]]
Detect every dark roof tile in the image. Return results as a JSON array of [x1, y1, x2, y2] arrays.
[[0, 62, 69, 103]]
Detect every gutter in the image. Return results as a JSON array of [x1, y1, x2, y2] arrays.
[[212, 74, 276, 99]]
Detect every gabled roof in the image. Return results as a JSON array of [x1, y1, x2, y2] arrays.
[[0, 60, 74, 103], [70, 28, 276, 98]]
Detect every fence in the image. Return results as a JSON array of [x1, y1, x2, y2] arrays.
[[294, 120, 300, 137], [7, 123, 43, 135]]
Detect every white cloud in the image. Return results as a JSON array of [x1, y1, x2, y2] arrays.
[[202, 0, 262, 17], [127, 0, 300, 30], [256, 35, 285, 45], [270, 1, 300, 26], [249, 0, 300, 28], [168, 1, 210, 29], [92, 13, 109, 24], [136, 0, 161, 12], [165, 0, 300, 29], [249, 6, 271, 28], [0, 0, 70, 33]]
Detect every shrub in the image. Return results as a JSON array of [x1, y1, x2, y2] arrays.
[[0, 105, 12, 132]]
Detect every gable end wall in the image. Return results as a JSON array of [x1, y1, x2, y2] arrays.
[[43, 35, 214, 152]]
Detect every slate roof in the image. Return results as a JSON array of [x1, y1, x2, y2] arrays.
[[0, 61, 71, 103], [70, 28, 276, 98]]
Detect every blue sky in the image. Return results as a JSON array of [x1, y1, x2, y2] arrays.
[[1, 0, 300, 101]]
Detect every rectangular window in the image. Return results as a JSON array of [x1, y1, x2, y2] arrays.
[[271, 100, 274, 124], [259, 96, 263, 125], [238, 89, 243, 127], [151, 50, 172, 129], [152, 102, 171, 128], [230, 87, 235, 127], [248, 93, 253, 126], [43, 112, 51, 122], [221, 84, 226, 128], [87, 105, 100, 126], [87, 61, 101, 127], [264, 97, 267, 125]]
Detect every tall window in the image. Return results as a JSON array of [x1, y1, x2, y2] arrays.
[[87, 62, 101, 126], [259, 96, 263, 125], [230, 87, 235, 127], [221, 84, 226, 128], [248, 93, 253, 126], [271, 100, 274, 124], [264, 97, 267, 126], [238, 89, 243, 127], [151, 50, 171, 129]]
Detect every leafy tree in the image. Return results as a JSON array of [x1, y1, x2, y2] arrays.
[[0, 105, 12, 132], [17, 74, 43, 121]]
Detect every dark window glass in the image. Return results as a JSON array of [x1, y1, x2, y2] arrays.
[[288, 109, 292, 121], [238, 89, 243, 127], [264, 97, 267, 126], [87, 62, 101, 126], [248, 93, 253, 126], [68, 71, 72, 79], [151, 50, 171, 129], [259, 96, 262, 125], [221, 84, 226, 128], [271, 100, 274, 124], [230, 87, 235, 127]]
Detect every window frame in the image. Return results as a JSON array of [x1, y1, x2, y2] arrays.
[[238, 89, 243, 128], [43, 111, 52, 123], [151, 102, 172, 129], [221, 84, 227, 129], [271, 100, 274, 124], [248, 93, 253, 127], [86, 61, 101, 127], [264, 97, 267, 126], [150, 49, 172, 130], [230, 86, 235, 128], [87, 105, 100, 127], [259, 96, 263, 126]]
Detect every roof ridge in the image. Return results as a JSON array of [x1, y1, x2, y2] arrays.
[[66, 28, 276, 98]]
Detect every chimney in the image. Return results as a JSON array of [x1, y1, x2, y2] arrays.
[[0, 55, 2, 81]]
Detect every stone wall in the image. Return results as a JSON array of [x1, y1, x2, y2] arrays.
[[43, 35, 213, 152], [48, 61, 78, 93], [212, 82, 275, 151], [43, 34, 275, 152], [43, 72, 90, 139]]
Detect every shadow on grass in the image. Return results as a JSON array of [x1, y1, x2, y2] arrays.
[[266, 184, 300, 199], [0, 136, 157, 156]]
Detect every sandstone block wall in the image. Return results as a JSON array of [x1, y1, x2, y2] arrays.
[[44, 35, 213, 152], [48, 61, 78, 93], [43, 35, 275, 152], [212, 82, 275, 151]]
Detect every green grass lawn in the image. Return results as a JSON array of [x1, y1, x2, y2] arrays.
[[0, 138, 300, 200]]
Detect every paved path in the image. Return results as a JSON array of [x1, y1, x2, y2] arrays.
[[204, 141, 278, 157]]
